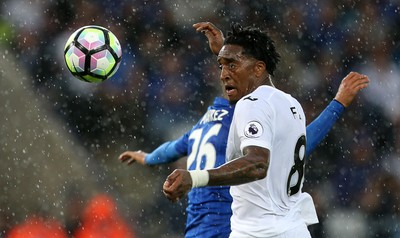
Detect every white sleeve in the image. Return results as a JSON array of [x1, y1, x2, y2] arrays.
[[235, 99, 273, 152]]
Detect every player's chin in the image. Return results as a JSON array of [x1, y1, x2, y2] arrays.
[[227, 91, 243, 104], [227, 96, 239, 105]]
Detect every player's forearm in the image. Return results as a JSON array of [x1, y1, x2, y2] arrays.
[[145, 141, 185, 165], [207, 148, 268, 186], [306, 99, 345, 157]]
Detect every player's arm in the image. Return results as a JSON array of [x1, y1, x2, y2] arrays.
[[305, 72, 369, 157], [193, 22, 224, 55], [208, 146, 269, 185], [119, 140, 186, 166], [163, 146, 269, 201]]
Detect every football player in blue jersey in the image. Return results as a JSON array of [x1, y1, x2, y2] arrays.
[[118, 22, 369, 238]]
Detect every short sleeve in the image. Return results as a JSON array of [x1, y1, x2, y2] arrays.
[[234, 99, 273, 152]]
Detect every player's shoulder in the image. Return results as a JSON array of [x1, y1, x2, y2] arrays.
[[249, 85, 286, 98], [238, 86, 281, 105], [257, 85, 299, 105], [238, 86, 301, 111], [235, 87, 271, 116]]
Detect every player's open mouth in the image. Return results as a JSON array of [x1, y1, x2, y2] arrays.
[[225, 85, 236, 96]]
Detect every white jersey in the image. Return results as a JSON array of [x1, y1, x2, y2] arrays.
[[226, 85, 318, 237]]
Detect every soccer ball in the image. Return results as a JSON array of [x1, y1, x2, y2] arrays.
[[64, 25, 122, 83]]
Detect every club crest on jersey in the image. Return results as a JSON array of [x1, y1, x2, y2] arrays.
[[244, 121, 263, 138]]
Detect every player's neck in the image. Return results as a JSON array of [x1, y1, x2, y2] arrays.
[[261, 75, 275, 88]]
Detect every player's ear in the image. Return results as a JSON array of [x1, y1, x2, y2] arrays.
[[254, 61, 266, 78]]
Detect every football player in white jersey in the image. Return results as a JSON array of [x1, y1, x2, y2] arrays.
[[162, 23, 369, 237], [226, 85, 313, 237]]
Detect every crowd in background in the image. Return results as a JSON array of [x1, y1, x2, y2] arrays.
[[1, 0, 400, 237]]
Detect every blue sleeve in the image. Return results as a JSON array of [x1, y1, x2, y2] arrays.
[[306, 100, 345, 157], [144, 140, 186, 165]]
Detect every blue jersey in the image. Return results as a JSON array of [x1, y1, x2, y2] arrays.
[[144, 97, 345, 238], [174, 97, 234, 238]]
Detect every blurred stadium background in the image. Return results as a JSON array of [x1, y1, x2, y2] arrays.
[[0, 0, 400, 237]]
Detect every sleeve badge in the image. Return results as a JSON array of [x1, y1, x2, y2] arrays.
[[244, 121, 263, 138]]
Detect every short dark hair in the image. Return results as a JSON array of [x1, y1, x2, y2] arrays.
[[224, 23, 280, 76]]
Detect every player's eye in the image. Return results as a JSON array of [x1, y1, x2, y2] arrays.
[[218, 62, 235, 71]]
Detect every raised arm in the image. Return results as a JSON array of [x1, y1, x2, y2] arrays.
[[333, 71, 369, 107], [193, 22, 224, 55], [305, 71, 369, 156]]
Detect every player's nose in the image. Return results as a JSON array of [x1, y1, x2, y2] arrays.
[[219, 66, 230, 82]]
